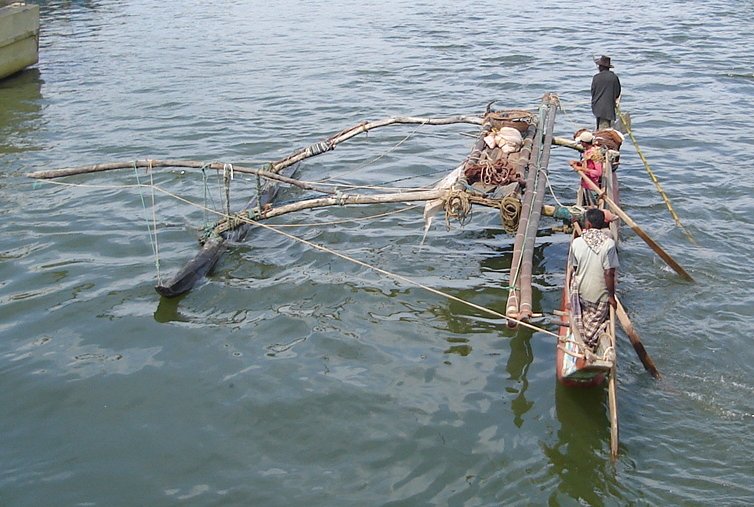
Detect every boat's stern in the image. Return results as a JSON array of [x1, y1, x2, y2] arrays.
[[556, 305, 614, 387]]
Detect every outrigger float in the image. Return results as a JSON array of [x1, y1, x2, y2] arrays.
[[29, 93, 693, 459]]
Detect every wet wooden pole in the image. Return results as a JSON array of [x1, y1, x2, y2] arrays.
[[608, 305, 620, 460], [615, 297, 661, 379]]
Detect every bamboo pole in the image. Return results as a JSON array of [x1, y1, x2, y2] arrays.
[[519, 93, 559, 320], [574, 169, 694, 282], [615, 296, 661, 379], [27, 159, 335, 194], [271, 115, 484, 172], [28, 115, 484, 181], [506, 114, 544, 323], [552, 136, 584, 151]]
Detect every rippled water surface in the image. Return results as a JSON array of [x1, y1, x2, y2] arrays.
[[2, 1, 753, 505]]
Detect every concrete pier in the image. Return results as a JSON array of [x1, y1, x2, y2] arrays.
[[0, 2, 40, 80]]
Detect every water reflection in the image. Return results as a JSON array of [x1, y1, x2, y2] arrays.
[[154, 294, 190, 323], [37, 0, 101, 15], [544, 383, 612, 505], [0, 68, 43, 156], [505, 330, 534, 428]]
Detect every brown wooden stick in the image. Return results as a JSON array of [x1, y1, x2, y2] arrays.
[[259, 189, 445, 220], [608, 305, 620, 460], [574, 169, 694, 282], [615, 296, 661, 379], [27, 159, 334, 195], [271, 115, 485, 171]]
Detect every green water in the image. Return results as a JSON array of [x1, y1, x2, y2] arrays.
[[1, 1, 753, 505]]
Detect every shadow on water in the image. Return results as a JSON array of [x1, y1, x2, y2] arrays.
[[543, 383, 613, 506], [153, 294, 190, 323]]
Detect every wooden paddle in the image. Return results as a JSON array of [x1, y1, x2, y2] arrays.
[[615, 296, 661, 379], [575, 170, 694, 282]]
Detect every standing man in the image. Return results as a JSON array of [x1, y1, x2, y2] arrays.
[[591, 55, 621, 130], [567, 208, 619, 350]]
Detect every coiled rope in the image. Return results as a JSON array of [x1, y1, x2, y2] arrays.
[[499, 194, 522, 234], [444, 189, 472, 228]]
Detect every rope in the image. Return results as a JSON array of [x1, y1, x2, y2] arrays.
[[148, 161, 161, 283], [543, 171, 565, 208], [303, 141, 332, 157], [255, 172, 263, 215], [350, 120, 428, 172], [444, 189, 472, 228], [133, 161, 161, 283], [616, 103, 695, 243], [236, 213, 560, 338], [201, 163, 217, 226], [211, 210, 251, 236], [222, 163, 232, 218], [499, 194, 522, 234], [464, 158, 517, 187]]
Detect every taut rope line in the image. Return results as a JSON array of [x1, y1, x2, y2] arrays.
[[616, 104, 695, 243], [133, 161, 162, 283], [238, 215, 559, 338], [33, 178, 559, 338]]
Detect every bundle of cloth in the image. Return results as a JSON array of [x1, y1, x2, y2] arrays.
[[483, 127, 523, 153]]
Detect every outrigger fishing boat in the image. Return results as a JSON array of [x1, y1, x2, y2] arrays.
[[28, 93, 692, 459]]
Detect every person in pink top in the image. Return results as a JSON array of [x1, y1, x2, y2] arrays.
[[569, 131, 603, 203]]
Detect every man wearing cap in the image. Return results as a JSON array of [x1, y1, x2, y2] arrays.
[[591, 55, 621, 130]]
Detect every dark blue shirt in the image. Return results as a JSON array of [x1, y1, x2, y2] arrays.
[[591, 70, 621, 121]]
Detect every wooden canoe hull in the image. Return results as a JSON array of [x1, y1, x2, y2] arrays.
[[556, 158, 620, 388], [556, 287, 610, 387]]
